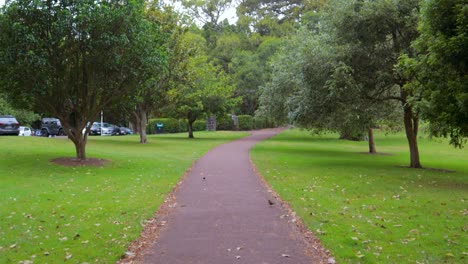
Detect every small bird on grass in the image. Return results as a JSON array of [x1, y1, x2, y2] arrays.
[[268, 199, 275, 206]]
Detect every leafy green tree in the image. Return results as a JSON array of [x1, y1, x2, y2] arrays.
[[164, 31, 236, 138], [322, 0, 421, 165], [0, 0, 162, 160], [127, 2, 186, 144], [258, 0, 421, 161], [237, 0, 327, 36], [180, 0, 233, 30], [0, 93, 39, 127], [231, 36, 281, 115], [401, 0, 467, 147]]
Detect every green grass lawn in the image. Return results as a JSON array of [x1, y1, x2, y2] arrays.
[[0, 131, 247, 264], [251, 129, 467, 263]]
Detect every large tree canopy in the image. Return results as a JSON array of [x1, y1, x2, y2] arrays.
[[403, 0, 467, 147], [0, 0, 164, 160]]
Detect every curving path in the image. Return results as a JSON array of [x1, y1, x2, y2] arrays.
[[141, 129, 322, 264]]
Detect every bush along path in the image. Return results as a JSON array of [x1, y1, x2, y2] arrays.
[[126, 128, 331, 263]]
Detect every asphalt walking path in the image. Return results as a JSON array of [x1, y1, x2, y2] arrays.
[[141, 129, 319, 264]]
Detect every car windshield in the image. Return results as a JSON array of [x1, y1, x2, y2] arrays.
[[0, 117, 17, 122]]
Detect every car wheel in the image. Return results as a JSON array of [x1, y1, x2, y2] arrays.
[[58, 129, 65, 136], [42, 129, 49, 137]]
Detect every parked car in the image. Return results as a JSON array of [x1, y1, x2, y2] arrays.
[[119, 127, 133, 135], [41, 118, 64, 137], [110, 124, 122, 135], [33, 129, 42, 136], [83, 122, 102, 136], [18, 126, 32, 136], [0, 115, 20, 135], [100, 123, 114, 136]]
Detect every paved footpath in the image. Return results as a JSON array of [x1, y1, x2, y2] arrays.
[[142, 129, 319, 264]]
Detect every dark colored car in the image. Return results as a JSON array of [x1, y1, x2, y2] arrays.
[[41, 118, 65, 137], [110, 124, 122, 135], [89, 122, 102, 135], [119, 127, 133, 135], [0, 115, 20, 135]]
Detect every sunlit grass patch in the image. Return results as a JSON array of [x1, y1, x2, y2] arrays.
[[251, 129, 467, 263]]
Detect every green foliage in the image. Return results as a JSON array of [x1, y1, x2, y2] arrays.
[[147, 118, 180, 134], [163, 30, 236, 138], [0, 94, 39, 126], [402, 0, 468, 147], [178, 119, 189, 132], [253, 116, 277, 129], [147, 118, 206, 133], [0, 131, 248, 263], [258, 0, 422, 167], [216, 114, 235, 130], [193, 120, 207, 131], [252, 129, 468, 263], [237, 115, 254, 130], [0, 0, 163, 158]]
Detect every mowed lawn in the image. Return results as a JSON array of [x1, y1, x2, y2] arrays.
[[0, 131, 247, 263], [251, 129, 467, 263]]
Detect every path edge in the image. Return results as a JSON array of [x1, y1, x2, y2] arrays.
[[116, 133, 254, 264], [248, 136, 335, 264]]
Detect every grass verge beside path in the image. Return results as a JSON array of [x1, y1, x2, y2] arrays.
[[0, 131, 247, 263], [251, 129, 467, 263]]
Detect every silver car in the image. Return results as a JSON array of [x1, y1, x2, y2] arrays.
[[0, 115, 20, 135]]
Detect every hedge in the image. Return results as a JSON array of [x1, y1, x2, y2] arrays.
[[148, 118, 206, 134], [253, 116, 277, 129], [217, 114, 235, 130], [238, 115, 254, 131], [193, 120, 206, 131], [147, 115, 273, 133], [147, 118, 179, 134]]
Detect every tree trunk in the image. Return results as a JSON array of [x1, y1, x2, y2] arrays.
[[138, 110, 148, 144], [368, 128, 376, 154], [187, 112, 196, 139], [133, 105, 148, 144], [67, 129, 87, 161], [401, 91, 422, 168], [188, 120, 194, 138], [74, 138, 87, 161]]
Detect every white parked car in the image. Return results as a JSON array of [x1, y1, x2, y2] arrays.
[[18, 126, 32, 136]]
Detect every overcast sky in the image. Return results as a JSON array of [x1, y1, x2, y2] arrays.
[[0, 0, 237, 23]]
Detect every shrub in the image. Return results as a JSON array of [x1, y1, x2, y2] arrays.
[[147, 118, 179, 134], [217, 114, 235, 130], [193, 120, 206, 131], [253, 116, 277, 129], [238, 115, 254, 131], [178, 119, 188, 132]]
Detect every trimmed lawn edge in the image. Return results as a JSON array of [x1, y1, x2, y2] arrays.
[[248, 155, 334, 264]]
